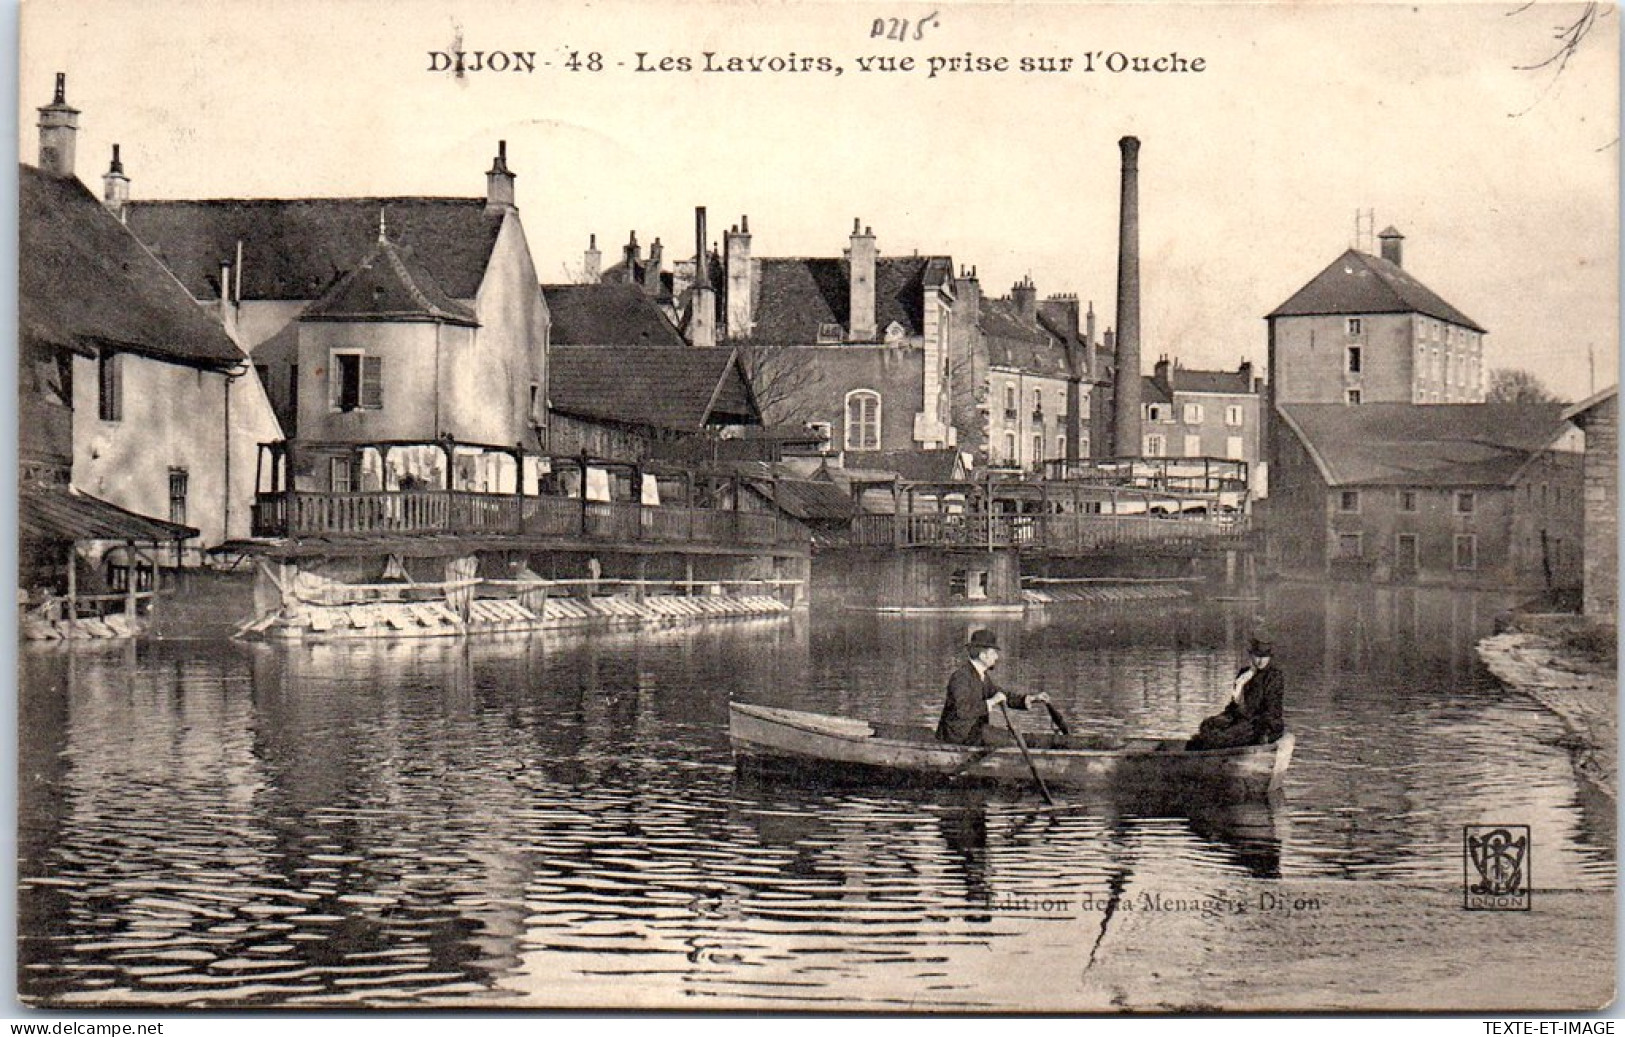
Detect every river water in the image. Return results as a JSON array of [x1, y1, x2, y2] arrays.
[[17, 583, 1614, 1009]]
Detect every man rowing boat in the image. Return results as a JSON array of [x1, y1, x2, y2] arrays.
[[935, 629, 1051, 746]]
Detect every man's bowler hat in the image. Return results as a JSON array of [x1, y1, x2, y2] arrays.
[[967, 629, 1001, 652], [1248, 638, 1274, 657]]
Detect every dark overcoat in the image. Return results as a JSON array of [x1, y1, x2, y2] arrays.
[[1188, 665, 1286, 750], [936, 661, 1031, 746]]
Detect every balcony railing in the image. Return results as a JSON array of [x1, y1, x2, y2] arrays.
[[252, 490, 805, 548], [847, 512, 1251, 552]]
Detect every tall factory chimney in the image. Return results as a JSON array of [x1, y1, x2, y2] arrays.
[[1112, 136, 1142, 458]]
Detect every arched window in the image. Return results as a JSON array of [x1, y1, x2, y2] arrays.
[[845, 390, 881, 450]]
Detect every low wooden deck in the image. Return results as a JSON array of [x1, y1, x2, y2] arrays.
[[847, 512, 1253, 555]]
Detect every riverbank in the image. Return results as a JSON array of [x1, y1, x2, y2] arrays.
[[1477, 616, 1617, 802]]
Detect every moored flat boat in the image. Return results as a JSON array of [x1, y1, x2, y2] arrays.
[[729, 702, 1295, 797]]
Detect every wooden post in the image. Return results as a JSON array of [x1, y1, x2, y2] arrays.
[[65, 543, 77, 621], [685, 556, 695, 597], [891, 480, 903, 548], [512, 446, 524, 534], [124, 540, 138, 619], [579, 451, 591, 537], [635, 556, 647, 604], [282, 441, 297, 535]]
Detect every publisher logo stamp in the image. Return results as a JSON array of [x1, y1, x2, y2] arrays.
[[1464, 824, 1531, 911]]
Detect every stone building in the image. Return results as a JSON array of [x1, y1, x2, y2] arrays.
[[976, 278, 1089, 472], [1139, 358, 1263, 486], [1562, 386, 1618, 620], [1267, 228, 1487, 410], [1269, 403, 1582, 589]]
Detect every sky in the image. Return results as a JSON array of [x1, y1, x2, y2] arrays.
[[16, 0, 1620, 400]]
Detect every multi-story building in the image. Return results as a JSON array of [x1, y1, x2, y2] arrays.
[[978, 278, 1087, 472], [713, 216, 963, 459], [1267, 228, 1487, 409], [125, 141, 551, 460], [1270, 403, 1582, 589], [20, 77, 281, 559], [1138, 357, 1263, 483]]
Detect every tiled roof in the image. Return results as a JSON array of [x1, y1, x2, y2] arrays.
[[748, 256, 951, 342], [1141, 376, 1173, 405], [1268, 249, 1485, 333], [760, 478, 858, 522], [21, 485, 198, 543], [302, 236, 476, 325], [549, 347, 761, 430], [1563, 385, 1618, 423], [20, 165, 245, 369], [1169, 368, 1256, 394], [1277, 403, 1570, 487], [981, 297, 1070, 377], [126, 197, 504, 301], [855, 449, 966, 483], [542, 284, 688, 347]]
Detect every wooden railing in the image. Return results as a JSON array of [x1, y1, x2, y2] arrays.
[[253, 490, 806, 548], [847, 512, 1252, 553]]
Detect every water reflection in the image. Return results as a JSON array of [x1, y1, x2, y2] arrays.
[[17, 586, 1613, 1008]]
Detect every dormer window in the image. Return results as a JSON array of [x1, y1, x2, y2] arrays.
[[817, 323, 844, 344], [884, 321, 906, 342], [1346, 317, 1363, 336]]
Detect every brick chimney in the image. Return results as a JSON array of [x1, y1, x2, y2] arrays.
[[1011, 276, 1037, 321], [1239, 359, 1255, 391], [847, 219, 877, 341], [102, 144, 130, 221], [485, 140, 516, 212], [583, 234, 601, 283], [623, 231, 641, 285], [1154, 355, 1172, 394], [1085, 300, 1097, 349], [725, 215, 753, 339], [1379, 226, 1404, 267], [1112, 136, 1143, 457], [690, 207, 717, 348], [644, 238, 663, 295], [37, 73, 79, 178]]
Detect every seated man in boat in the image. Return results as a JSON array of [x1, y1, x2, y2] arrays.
[[1186, 638, 1285, 750], [936, 629, 1050, 746]]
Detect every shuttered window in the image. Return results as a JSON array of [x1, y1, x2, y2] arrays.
[[333, 352, 384, 412]]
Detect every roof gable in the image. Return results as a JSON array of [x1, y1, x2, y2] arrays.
[[1278, 402, 1569, 487], [302, 236, 476, 325], [749, 255, 947, 342], [126, 197, 504, 301], [542, 284, 688, 347], [20, 165, 244, 369], [549, 347, 760, 430], [1268, 249, 1485, 333]]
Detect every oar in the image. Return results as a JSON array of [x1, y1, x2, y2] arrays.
[[1000, 702, 1055, 806], [1043, 701, 1071, 737]]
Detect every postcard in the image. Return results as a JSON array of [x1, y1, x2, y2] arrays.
[[15, 0, 1618, 1013]]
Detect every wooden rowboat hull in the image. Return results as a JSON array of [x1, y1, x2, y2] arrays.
[[729, 702, 1295, 798]]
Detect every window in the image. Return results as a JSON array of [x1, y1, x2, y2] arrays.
[[817, 323, 844, 343], [1032, 388, 1043, 414], [1455, 490, 1475, 515], [1145, 403, 1166, 422], [1032, 434, 1044, 466], [1454, 534, 1477, 570], [1183, 435, 1202, 457], [807, 421, 833, 451], [1346, 317, 1363, 336], [1004, 430, 1018, 463], [332, 351, 383, 412], [1225, 436, 1245, 461], [1346, 346, 1362, 373], [98, 352, 123, 422], [167, 467, 188, 526], [1396, 533, 1419, 569], [529, 383, 542, 422], [1183, 403, 1204, 424], [1225, 405, 1244, 427], [844, 390, 880, 450], [1338, 533, 1363, 559], [1346, 388, 1362, 405], [1143, 433, 1166, 457], [330, 457, 354, 493], [1399, 489, 1418, 512], [1339, 489, 1360, 513]]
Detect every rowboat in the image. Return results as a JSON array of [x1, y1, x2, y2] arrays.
[[729, 702, 1295, 798]]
